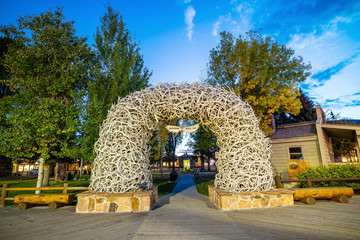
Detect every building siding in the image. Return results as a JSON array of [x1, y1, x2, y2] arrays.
[[270, 136, 322, 179]]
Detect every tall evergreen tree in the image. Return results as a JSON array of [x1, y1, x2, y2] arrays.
[[0, 8, 93, 190], [274, 89, 317, 125], [82, 6, 151, 161]]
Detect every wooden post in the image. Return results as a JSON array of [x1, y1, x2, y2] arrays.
[[49, 201, 65, 209], [0, 184, 9, 207], [306, 175, 313, 188], [63, 183, 68, 194], [18, 202, 35, 210], [300, 196, 316, 205], [332, 194, 349, 203], [275, 175, 282, 188]]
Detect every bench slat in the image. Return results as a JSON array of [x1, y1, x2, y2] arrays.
[[14, 194, 74, 205], [293, 187, 354, 200]]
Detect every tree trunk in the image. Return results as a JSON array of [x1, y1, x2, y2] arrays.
[[42, 164, 50, 186], [172, 159, 175, 171], [172, 146, 176, 171], [49, 164, 55, 177], [160, 156, 163, 177], [35, 157, 45, 194], [172, 134, 176, 171], [207, 159, 211, 172], [54, 162, 59, 181], [79, 159, 83, 177], [201, 155, 204, 171]]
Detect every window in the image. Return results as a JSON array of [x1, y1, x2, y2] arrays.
[[289, 147, 303, 160]]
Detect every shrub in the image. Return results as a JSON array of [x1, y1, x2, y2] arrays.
[[72, 174, 91, 181], [296, 164, 360, 187]]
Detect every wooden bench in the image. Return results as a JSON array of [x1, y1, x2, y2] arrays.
[[293, 187, 354, 204], [14, 193, 74, 210]]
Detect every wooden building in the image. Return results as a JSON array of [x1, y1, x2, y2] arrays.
[[12, 159, 91, 177], [270, 105, 360, 179], [12, 159, 39, 176]]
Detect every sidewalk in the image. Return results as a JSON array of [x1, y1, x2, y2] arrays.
[[133, 174, 242, 239], [0, 174, 359, 240], [133, 174, 360, 240]]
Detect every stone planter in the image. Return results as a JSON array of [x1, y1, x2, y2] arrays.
[[208, 185, 294, 210], [76, 186, 158, 213]]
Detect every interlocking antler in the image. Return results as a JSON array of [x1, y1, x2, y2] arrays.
[[90, 83, 274, 193]]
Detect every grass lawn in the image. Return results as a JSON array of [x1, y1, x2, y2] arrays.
[[152, 173, 177, 197], [0, 173, 177, 206], [0, 178, 90, 206], [193, 173, 215, 196]]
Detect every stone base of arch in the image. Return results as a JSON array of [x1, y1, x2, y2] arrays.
[[76, 186, 158, 213], [208, 185, 294, 210]]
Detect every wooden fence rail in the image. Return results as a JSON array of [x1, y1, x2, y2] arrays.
[[275, 175, 360, 190], [0, 183, 88, 207]]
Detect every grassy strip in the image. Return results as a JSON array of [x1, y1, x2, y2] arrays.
[[152, 174, 177, 197], [0, 179, 90, 206], [193, 173, 215, 196], [0, 174, 177, 206]]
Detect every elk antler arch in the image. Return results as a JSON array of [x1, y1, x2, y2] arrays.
[[90, 83, 274, 193]]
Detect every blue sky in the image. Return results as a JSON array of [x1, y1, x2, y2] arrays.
[[1, 0, 359, 119]]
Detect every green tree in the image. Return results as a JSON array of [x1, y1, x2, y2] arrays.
[[332, 137, 356, 160], [0, 36, 14, 176], [82, 5, 151, 161], [149, 122, 168, 177], [274, 89, 317, 125], [0, 8, 93, 190], [164, 120, 183, 171], [188, 125, 217, 171], [206, 31, 311, 134]]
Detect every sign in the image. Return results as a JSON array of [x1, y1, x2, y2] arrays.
[[183, 124, 199, 133], [165, 124, 200, 133], [165, 125, 182, 133]]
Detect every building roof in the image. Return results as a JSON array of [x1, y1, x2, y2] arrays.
[[269, 123, 317, 139], [328, 119, 360, 125]]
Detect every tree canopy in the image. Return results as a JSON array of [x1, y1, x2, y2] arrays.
[[82, 5, 151, 161], [188, 124, 217, 171], [206, 31, 311, 134], [0, 7, 93, 187], [274, 89, 317, 125], [149, 121, 168, 176]]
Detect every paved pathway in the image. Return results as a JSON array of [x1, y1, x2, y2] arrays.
[[1, 174, 360, 240], [133, 174, 242, 239]]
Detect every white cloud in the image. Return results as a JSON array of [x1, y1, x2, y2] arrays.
[[236, 4, 243, 13], [212, 2, 254, 38], [212, 13, 252, 38], [287, 16, 360, 118], [184, 6, 196, 40], [212, 21, 221, 36], [311, 55, 360, 111], [328, 16, 351, 30], [331, 105, 360, 120], [288, 17, 359, 72]]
